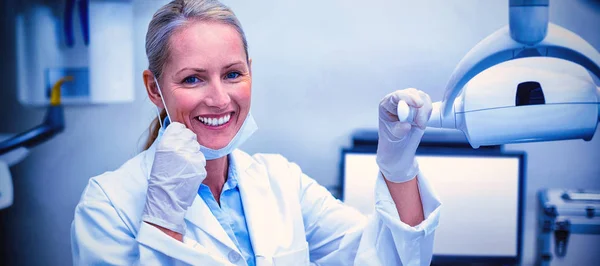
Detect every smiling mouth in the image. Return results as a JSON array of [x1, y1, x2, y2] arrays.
[[197, 113, 232, 127]]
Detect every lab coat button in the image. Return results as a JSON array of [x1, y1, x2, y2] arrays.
[[228, 250, 241, 263]]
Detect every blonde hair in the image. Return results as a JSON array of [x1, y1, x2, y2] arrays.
[[143, 0, 248, 149]]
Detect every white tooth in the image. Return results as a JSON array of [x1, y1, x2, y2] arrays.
[[218, 117, 224, 125], [211, 118, 217, 126], [199, 117, 204, 123], [225, 114, 230, 122], [207, 118, 213, 126]]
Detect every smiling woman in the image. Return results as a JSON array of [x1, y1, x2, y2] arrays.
[[142, 0, 250, 151], [145, 20, 254, 151], [70, 0, 442, 265]]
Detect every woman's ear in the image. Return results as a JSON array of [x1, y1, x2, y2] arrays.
[[143, 69, 164, 108]]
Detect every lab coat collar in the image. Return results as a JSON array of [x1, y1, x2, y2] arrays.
[[142, 140, 157, 177], [184, 195, 239, 252], [183, 150, 281, 263], [232, 150, 279, 263]]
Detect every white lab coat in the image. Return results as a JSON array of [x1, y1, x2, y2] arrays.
[[71, 141, 441, 266]]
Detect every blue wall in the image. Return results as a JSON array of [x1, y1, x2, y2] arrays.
[[1, 0, 599, 265]]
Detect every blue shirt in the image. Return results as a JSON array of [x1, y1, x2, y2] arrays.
[[198, 156, 255, 266]]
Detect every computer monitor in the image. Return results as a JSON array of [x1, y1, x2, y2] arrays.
[[340, 148, 525, 264]]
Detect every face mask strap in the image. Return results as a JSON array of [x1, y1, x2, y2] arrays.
[[153, 75, 172, 126]]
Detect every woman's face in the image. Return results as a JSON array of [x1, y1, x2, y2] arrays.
[[149, 21, 251, 150]]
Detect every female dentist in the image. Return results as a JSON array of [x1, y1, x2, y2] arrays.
[[71, 0, 441, 265]]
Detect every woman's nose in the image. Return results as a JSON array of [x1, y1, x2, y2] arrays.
[[204, 81, 230, 109]]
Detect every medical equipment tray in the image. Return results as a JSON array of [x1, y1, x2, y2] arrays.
[[536, 189, 600, 266]]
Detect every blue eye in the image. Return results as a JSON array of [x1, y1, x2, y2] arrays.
[[225, 72, 241, 79], [183, 76, 200, 84]]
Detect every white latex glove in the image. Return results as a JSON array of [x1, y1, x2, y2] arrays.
[[376, 88, 432, 183], [142, 122, 207, 234]]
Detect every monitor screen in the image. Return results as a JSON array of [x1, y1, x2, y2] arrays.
[[342, 150, 523, 261]]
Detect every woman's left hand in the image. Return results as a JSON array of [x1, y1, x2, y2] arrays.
[[376, 88, 432, 183]]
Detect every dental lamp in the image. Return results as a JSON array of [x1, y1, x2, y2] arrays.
[[398, 0, 600, 148]]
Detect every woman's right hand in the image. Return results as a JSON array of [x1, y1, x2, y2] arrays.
[[141, 122, 207, 236]]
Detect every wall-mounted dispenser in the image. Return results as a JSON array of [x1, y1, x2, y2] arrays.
[[16, 0, 134, 106]]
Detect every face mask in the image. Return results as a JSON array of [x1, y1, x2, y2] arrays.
[[153, 76, 257, 160]]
